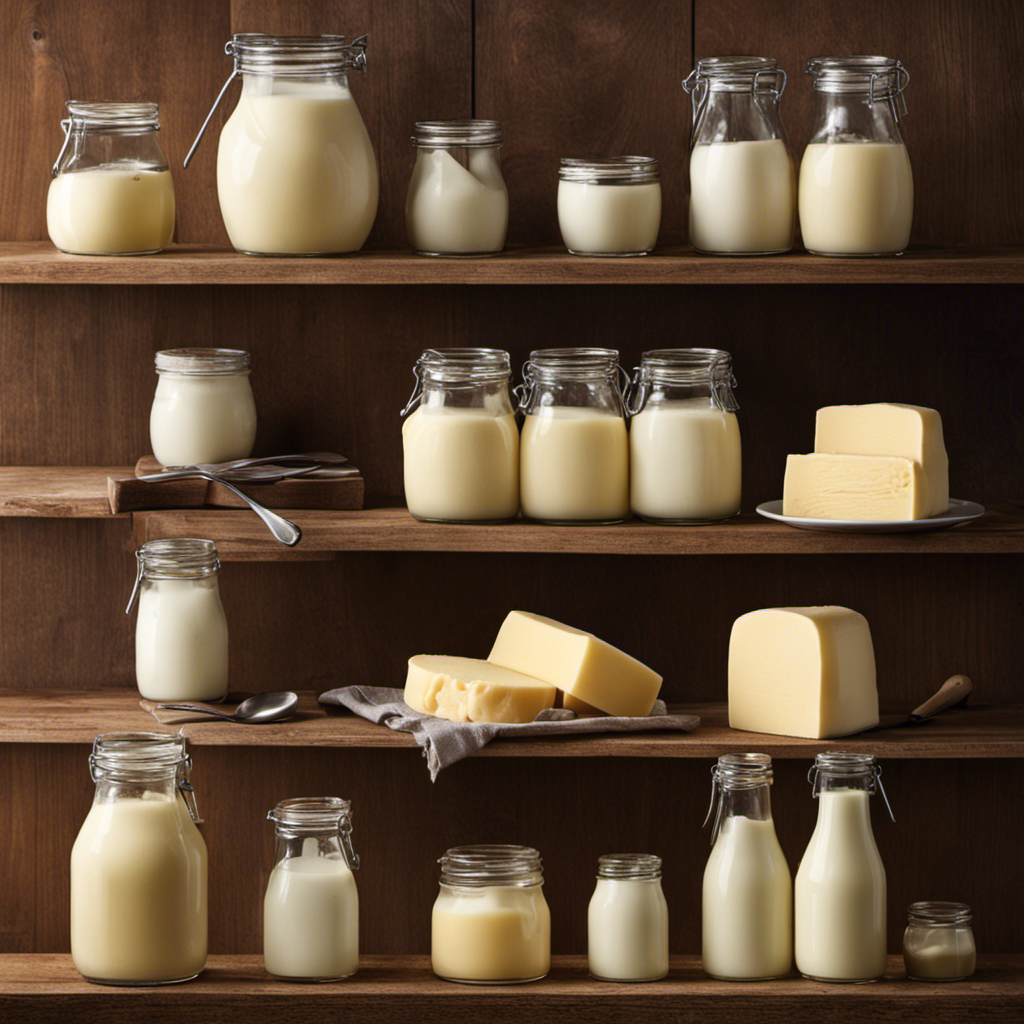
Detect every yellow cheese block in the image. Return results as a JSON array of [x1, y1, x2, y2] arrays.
[[488, 611, 662, 718], [728, 606, 879, 739], [404, 655, 557, 724]]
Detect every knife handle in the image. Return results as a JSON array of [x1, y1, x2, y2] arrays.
[[910, 674, 973, 720]]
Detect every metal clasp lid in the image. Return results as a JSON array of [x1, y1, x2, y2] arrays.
[[339, 813, 361, 871], [177, 751, 204, 824], [870, 61, 910, 121]]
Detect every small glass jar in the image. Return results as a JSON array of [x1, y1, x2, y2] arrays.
[[683, 57, 794, 255], [432, 845, 551, 984], [128, 539, 228, 702], [48, 101, 175, 255], [150, 349, 257, 467], [588, 854, 669, 982], [519, 348, 629, 524], [903, 903, 976, 982], [401, 348, 519, 522], [264, 797, 361, 982], [799, 56, 912, 256], [557, 157, 661, 256], [70, 733, 207, 985], [406, 120, 508, 256], [629, 349, 741, 523]]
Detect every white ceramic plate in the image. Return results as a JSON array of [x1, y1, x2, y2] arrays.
[[755, 498, 986, 534]]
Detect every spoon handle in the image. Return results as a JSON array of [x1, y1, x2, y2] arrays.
[[155, 702, 233, 719], [197, 472, 302, 547], [910, 674, 973, 720]]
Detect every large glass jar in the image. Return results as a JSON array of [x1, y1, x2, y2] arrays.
[[264, 797, 361, 982], [519, 348, 629, 524], [70, 733, 207, 985], [903, 902, 976, 982], [150, 348, 257, 467], [129, 539, 229, 702], [406, 120, 508, 256], [48, 101, 175, 255], [402, 348, 519, 522], [683, 58, 794, 255], [629, 348, 741, 523], [432, 845, 551, 984], [799, 56, 912, 256]]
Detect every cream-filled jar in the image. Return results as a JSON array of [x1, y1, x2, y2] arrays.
[[150, 349, 257, 467], [129, 539, 228, 703], [432, 845, 551, 984], [406, 120, 508, 256], [903, 903, 976, 981]]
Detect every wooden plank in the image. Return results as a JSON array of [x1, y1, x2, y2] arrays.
[[0, 467, 127, 517]]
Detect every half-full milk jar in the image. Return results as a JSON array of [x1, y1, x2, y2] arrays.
[[129, 539, 229, 703], [795, 752, 894, 982], [519, 348, 630, 524], [702, 753, 792, 980], [264, 797, 361, 981], [683, 58, 795, 255], [629, 348, 742, 523], [402, 348, 519, 522], [48, 102, 175, 255], [799, 57, 912, 256], [70, 733, 208, 985]]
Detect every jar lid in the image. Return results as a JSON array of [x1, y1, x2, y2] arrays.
[[907, 901, 972, 927], [439, 844, 543, 888], [155, 349, 251, 376], [64, 101, 160, 131], [136, 538, 220, 578], [559, 156, 659, 185], [597, 853, 662, 880], [413, 120, 502, 147], [227, 34, 368, 75], [686, 56, 784, 91], [806, 55, 908, 98], [638, 348, 735, 382], [268, 796, 352, 834], [812, 751, 877, 775]]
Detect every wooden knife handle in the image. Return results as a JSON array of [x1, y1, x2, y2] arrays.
[[910, 674, 973, 720]]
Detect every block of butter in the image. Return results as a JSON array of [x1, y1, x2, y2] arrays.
[[488, 611, 662, 718], [729, 606, 878, 739], [784, 453, 928, 520], [405, 655, 557, 724]]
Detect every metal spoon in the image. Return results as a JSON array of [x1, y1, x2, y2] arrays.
[[156, 691, 299, 724]]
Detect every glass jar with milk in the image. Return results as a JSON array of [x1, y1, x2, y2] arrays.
[[799, 56, 913, 256], [70, 733, 207, 985], [629, 348, 742, 523], [519, 348, 630, 524], [48, 102, 175, 255], [264, 797, 361, 981], [401, 348, 519, 522], [903, 902, 976, 982], [683, 58, 795, 255]]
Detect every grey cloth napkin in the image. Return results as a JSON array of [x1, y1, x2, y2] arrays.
[[319, 686, 700, 781]]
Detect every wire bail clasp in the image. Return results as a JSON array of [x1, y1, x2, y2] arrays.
[[702, 764, 725, 846], [52, 118, 73, 177], [184, 49, 239, 169], [125, 553, 145, 615], [340, 813, 361, 870], [177, 750, 204, 824], [682, 68, 709, 129], [869, 61, 909, 121]]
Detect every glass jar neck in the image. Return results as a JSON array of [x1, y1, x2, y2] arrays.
[[413, 120, 502, 148], [684, 58, 786, 142], [705, 753, 774, 843], [268, 797, 359, 869], [439, 845, 543, 888], [809, 90, 905, 145], [628, 348, 739, 413], [155, 348, 251, 377], [402, 349, 513, 416], [807, 56, 908, 141], [558, 157, 659, 185], [228, 34, 368, 76], [137, 539, 221, 580], [907, 902, 971, 928], [597, 854, 662, 881], [809, 752, 895, 820]]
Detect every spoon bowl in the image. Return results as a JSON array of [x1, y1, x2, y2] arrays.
[[155, 691, 299, 724]]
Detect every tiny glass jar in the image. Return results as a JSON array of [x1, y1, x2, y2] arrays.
[[401, 348, 519, 522], [264, 797, 361, 982], [406, 120, 508, 256], [557, 157, 661, 256], [903, 903, 976, 982], [150, 348, 257, 467], [128, 539, 229, 703], [518, 348, 629, 524], [70, 733, 207, 985], [799, 56, 912, 256], [628, 349, 741, 523], [48, 101, 176, 256], [588, 854, 669, 982], [432, 845, 551, 984]]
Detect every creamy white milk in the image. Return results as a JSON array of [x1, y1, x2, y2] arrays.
[[589, 878, 669, 981], [557, 182, 661, 255], [904, 928, 976, 980], [47, 167, 175, 255]]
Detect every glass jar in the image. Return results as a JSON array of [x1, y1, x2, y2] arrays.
[[519, 348, 629, 524], [406, 120, 508, 256], [70, 733, 207, 985], [702, 753, 792, 980], [557, 157, 661, 256], [629, 349, 741, 523], [903, 902, 976, 981], [128, 539, 228, 702], [48, 101, 175, 256], [683, 58, 794, 254], [432, 845, 551, 984], [150, 348, 257, 467], [795, 752, 894, 983], [401, 348, 519, 522], [188, 34, 378, 255], [264, 797, 361, 981], [799, 56, 912, 256], [588, 854, 668, 982]]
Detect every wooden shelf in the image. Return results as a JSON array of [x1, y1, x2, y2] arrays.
[[1, 242, 1022, 286], [0, 467, 128, 518]]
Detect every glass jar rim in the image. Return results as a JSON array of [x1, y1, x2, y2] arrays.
[[413, 119, 502, 147], [268, 796, 352, 835], [638, 347, 734, 382], [417, 347, 512, 384], [806, 55, 908, 95], [65, 101, 160, 131], [693, 55, 781, 81], [559, 156, 659, 185], [439, 844, 543, 888], [813, 751, 877, 775], [155, 348, 251, 376], [597, 853, 662, 880], [715, 752, 773, 788], [907, 901, 972, 926], [90, 732, 186, 778], [227, 33, 368, 75], [137, 538, 220, 578]]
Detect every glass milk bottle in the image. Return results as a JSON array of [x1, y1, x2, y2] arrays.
[[70, 733, 207, 985], [401, 349, 519, 522], [519, 348, 629, 524], [702, 753, 792, 980], [795, 752, 894, 982], [799, 57, 912, 256], [683, 57, 795, 254], [264, 797, 361, 981], [629, 349, 742, 523]]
